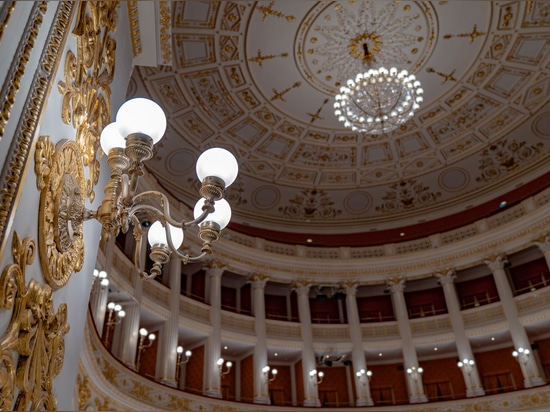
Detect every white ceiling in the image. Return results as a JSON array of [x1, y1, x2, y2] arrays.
[[131, 0, 550, 246]]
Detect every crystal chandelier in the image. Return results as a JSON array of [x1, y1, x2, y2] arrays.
[[334, 67, 423, 134], [95, 97, 238, 279]]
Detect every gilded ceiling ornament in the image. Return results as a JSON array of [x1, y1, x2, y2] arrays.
[[280, 188, 341, 219], [0, 232, 70, 410], [376, 179, 441, 213], [476, 139, 543, 183], [35, 137, 86, 289], [57, 1, 118, 202]]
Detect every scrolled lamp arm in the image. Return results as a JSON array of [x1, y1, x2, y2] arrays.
[[95, 98, 238, 280]]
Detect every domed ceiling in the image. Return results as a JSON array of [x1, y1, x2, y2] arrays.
[[130, 1, 550, 246]]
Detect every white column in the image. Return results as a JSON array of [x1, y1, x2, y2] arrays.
[[293, 281, 320, 407], [250, 273, 271, 404], [387, 277, 427, 403], [91, 235, 116, 336], [157, 258, 182, 386], [343, 282, 373, 406], [115, 235, 146, 368], [204, 263, 225, 398], [435, 270, 484, 397], [484, 255, 545, 387], [534, 234, 550, 274], [90, 276, 109, 336]]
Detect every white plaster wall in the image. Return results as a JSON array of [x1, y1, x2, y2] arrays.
[[0, 2, 134, 409]]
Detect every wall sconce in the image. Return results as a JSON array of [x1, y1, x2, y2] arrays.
[[92, 97, 238, 280], [309, 369, 324, 385], [103, 301, 125, 343], [217, 358, 233, 376], [175, 346, 192, 382], [136, 327, 156, 371], [92, 269, 109, 287], [262, 365, 278, 383], [512, 347, 530, 365], [406, 366, 423, 381], [457, 358, 475, 374], [355, 368, 372, 385]]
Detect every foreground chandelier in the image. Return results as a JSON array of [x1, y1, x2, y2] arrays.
[[95, 98, 238, 279], [334, 67, 423, 134]]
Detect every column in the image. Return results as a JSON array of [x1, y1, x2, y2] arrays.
[[204, 262, 225, 398], [293, 280, 320, 407], [114, 235, 146, 368], [250, 273, 270, 404], [343, 282, 373, 406], [484, 255, 545, 387], [434, 270, 484, 397], [387, 277, 427, 403], [91, 235, 116, 336], [90, 272, 109, 336], [156, 258, 182, 386], [534, 234, 550, 275]]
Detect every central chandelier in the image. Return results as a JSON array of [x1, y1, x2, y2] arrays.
[[96, 97, 238, 279], [334, 67, 423, 134]]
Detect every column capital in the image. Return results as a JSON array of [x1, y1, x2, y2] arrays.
[[204, 260, 226, 278], [248, 272, 269, 289], [292, 280, 312, 296], [533, 233, 550, 251], [484, 254, 508, 271], [342, 281, 359, 296], [434, 269, 456, 286], [386, 277, 406, 294]]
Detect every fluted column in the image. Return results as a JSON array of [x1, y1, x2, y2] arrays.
[[157, 258, 182, 386], [115, 236, 146, 368], [534, 234, 550, 275], [434, 270, 484, 397], [91, 236, 116, 336], [293, 281, 320, 407], [343, 282, 373, 406], [387, 278, 427, 403], [90, 275, 109, 336], [484, 255, 545, 387], [204, 263, 225, 398], [250, 273, 270, 404]]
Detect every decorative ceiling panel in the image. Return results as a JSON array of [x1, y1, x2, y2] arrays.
[[132, 1, 550, 239]]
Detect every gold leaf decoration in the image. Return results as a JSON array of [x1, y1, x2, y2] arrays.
[[35, 137, 86, 289], [57, 1, 118, 202], [0, 232, 70, 410]]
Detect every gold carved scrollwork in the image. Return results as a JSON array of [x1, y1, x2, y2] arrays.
[[57, 1, 118, 202], [0, 232, 70, 410], [35, 136, 86, 289]]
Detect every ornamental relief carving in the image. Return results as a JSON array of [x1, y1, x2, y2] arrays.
[[0, 232, 69, 410], [35, 137, 86, 289], [57, 1, 118, 203]]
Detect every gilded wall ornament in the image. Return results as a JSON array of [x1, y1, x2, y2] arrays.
[[0, 232, 70, 410], [35, 137, 86, 289], [57, 1, 118, 202], [376, 179, 441, 213]]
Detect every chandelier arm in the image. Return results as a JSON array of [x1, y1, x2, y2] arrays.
[[183, 198, 215, 228]]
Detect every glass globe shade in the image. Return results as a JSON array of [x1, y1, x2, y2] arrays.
[[116, 98, 166, 144], [139, 328, 148, 336], [196, 148, 238, 188], [107, 302, 115, 310], [99, 122, 126, 154], [147, 220, 184, 248], [194, 198, 231, 230], [185, 350, 192, 357], [118, 310, 126, 318], [177, 346, 184, 354]]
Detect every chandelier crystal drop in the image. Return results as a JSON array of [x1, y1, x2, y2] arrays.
[[334, 67, 423, 135]]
